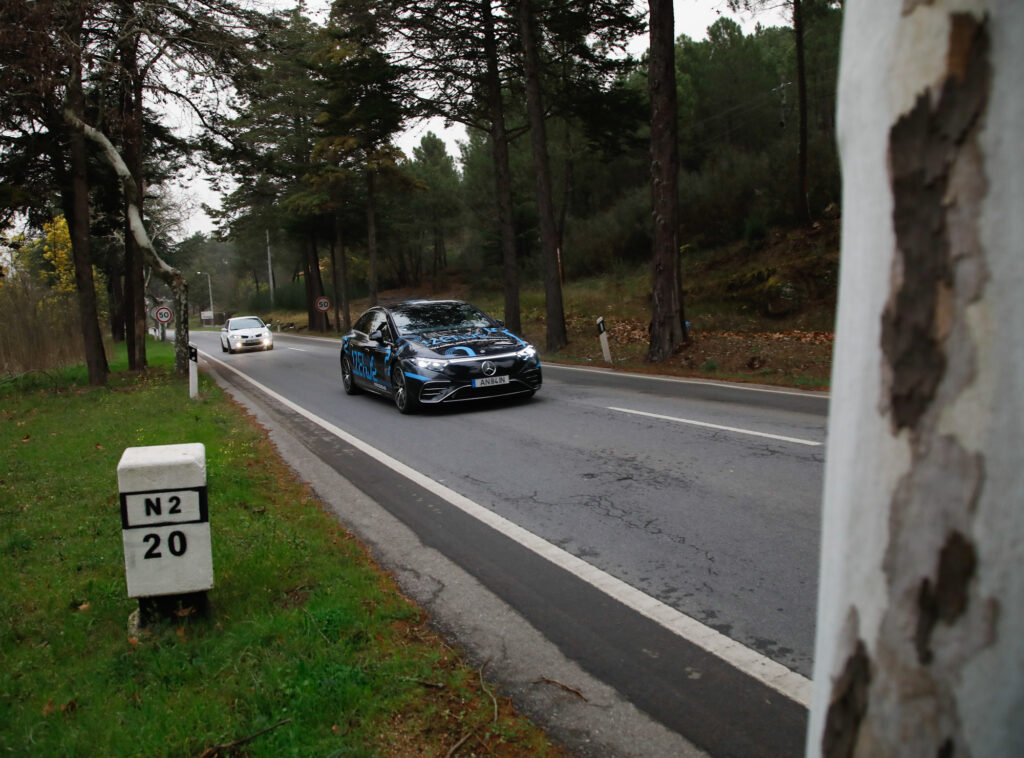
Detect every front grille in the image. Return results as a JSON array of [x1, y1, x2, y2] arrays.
[[447, 356, 518, 380]]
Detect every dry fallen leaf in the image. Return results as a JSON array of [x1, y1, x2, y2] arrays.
[[42, 700, 55, 717], [77, 602, 90, 612]]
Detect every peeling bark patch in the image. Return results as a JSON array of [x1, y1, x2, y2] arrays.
[[822, 640, 870, 758], [915, 531, 977, 664], [882, 14, 989, 432]]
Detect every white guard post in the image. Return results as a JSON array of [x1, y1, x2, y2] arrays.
[[188, 343, 198, 399], [118, 444, 213, 615], [596, 317, 613, 363]]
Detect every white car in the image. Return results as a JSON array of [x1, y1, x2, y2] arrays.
[[220, 316, 273, 353]]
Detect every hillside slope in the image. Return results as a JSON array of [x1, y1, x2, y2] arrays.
[[503, 220, 839, 389]]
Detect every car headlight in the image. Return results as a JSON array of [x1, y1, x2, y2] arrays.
[[517, 345, 538, 362], [413, 358, 447, 372]]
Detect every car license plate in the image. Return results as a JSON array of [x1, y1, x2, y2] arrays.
[[474, 375, 509, 388]]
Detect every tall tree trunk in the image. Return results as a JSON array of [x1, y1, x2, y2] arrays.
[[64, 7, 109, 386], [303, 234, 328, 332], [108, 274, 125, 342], [432, 219, 445, 285], [115, 0, 147, 370], [366, 168, 378, 306], [793, 0, 811, 225], [481, 0, 521, 333], [123, 225, 142, 364], [333, 216, 351, 332], [809, 6, 1021, 757], [646, 0, 687, 362], [517, 0, 567, 352]]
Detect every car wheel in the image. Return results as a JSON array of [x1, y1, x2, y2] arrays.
[[341, 353, 361, 395], [391, 364, 418, 414], [221, 340, 227, 353]]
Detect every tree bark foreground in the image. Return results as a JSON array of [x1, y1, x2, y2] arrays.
[[809, 3, 1022, 757]]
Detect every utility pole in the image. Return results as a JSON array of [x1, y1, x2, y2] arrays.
[[266, 230, 275, 309]]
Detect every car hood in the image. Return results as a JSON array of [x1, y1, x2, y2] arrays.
[[398, 327, 528, 359]]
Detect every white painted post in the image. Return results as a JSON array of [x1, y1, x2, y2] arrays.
[[117, 444, 213, 602], [597, 317, 612, 363], [188, 343, 198, 399]]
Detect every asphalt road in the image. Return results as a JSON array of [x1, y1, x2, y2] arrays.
[[190, 330, 827, 757]]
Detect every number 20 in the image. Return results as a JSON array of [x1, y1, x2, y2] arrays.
[[142, 531, 187, 559]]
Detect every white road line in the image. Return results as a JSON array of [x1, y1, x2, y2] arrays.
[[547, 362, 829, 399], [287, 347, 308, 352], [609, 406, 823, 447], [199, 349, 813, 707]]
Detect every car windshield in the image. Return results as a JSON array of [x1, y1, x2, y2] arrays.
[[390, 302, 493, 335], [229, 317, 264, 330]]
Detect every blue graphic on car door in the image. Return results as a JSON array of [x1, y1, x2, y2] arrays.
[[351, 348, 376, 383]]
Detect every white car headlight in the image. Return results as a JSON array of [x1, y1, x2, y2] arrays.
[[413, 358, 447, 372], [518, 345, 538, 361]]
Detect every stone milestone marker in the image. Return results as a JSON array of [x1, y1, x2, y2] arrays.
[[117, 443, 213, 624]]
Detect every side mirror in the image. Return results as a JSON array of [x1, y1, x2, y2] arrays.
[[369, 329, 384, 343], [493, 319, 505, 328]]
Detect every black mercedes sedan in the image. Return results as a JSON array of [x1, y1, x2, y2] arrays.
[[340, 300, 541, 413]]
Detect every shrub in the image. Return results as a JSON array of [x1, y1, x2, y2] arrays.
[[0, 276, 92, 376]]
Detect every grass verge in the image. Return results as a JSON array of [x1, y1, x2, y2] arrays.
[[0, 339, 562, 757]]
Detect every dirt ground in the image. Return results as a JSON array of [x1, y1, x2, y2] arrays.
[[521, 316, 834, 390]]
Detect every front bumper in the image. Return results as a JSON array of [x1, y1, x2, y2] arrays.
[[407, 354, 541, 405], [230, 337, 272, 351]]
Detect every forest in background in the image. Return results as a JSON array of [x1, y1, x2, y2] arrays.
[[1, 0, 843, 382]]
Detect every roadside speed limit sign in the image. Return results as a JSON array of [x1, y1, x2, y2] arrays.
[[315, 296, 331, 312], [155, 306, 173, 324]]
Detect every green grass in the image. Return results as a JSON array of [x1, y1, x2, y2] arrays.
[[0, 340, 560, 757]]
